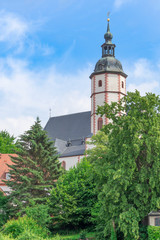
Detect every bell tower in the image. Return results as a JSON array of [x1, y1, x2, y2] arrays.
[[90, 17, 127, 134]]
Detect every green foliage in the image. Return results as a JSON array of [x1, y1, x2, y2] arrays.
[[87, 91, 160, 239], [25, 203, 51, 227], [0, 131, 18, 153], [0, 192, 9, 227], [49, 159, 97, 230], [52, 234, 62, 240], [111, 226, 117, 240], [4, 118, 62, 215], [139, 225, 148, 240], [2, 216, 49, 239], [79, 230, 87, 239], [148, 226, 160, 240], [17, 231, 43, 240], [0, 233, 13, 240]]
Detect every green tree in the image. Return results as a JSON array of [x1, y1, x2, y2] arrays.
[[0, 191, 9, 227], [25, 202, 51, 228], [5, 118, 62, 215], [49, 159, 97, 231], [0, 130, 18, 153], [87, 91, 160, 239]]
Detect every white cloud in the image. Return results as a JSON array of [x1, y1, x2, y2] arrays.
[[114, 0, 133, 9], [0, 10, 52, 57], [0, 56, 91, 137], [0, 116, 35, 137], [0, 10, 29, 47], [126, 58, 160, 95], [0, 55, 160, 138]]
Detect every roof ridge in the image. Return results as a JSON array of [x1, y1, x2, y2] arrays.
[[50, 111, 91, 119]]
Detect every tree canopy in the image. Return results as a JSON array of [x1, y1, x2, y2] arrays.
[[87, 91, 160, 239], [49, 159, 97, 230], [5, 118, 62, 215], [0, 130, 18, 153]]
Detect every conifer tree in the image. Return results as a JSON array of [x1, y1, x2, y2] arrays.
[[5, 117, 62, 214]]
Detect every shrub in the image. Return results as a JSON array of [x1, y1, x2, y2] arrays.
[[17, 231, 42, 240], [52, 234, 62, 240], [25, 203, 51, 227], [139, 224, 148, 240], [2, 216, 49, 238], [80, 230, 87, 240], [148, 226, 160, 240], [1, 221, 23, 238], [0, 233, 13, 240]]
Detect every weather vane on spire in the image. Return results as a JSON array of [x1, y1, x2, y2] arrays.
[[107, 11, 110, 22]]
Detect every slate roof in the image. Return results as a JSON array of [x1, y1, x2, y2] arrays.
[[44, 111, 92, 157]]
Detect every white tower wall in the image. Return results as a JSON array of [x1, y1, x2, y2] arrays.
[[91, 72, 126, 135]]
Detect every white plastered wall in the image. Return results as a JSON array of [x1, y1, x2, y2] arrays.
[[59, 155, 84, 170], [108, 74, 118, 91], [148, 216, 160, 226], [91, 72, 126, 134]]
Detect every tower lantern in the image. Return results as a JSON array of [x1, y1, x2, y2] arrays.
[[90, 16, 127, 135]]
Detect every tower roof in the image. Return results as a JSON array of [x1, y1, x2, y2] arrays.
[[90, 16, 127, 78], [104, 18, 113, 44]]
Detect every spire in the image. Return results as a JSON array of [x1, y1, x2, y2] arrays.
[[104, 17, 113, 44], [101, 14, 115, 58], [107, 17, 110, 32]]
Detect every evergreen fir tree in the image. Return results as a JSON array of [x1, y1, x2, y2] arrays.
[[5, 117, 62, 214]]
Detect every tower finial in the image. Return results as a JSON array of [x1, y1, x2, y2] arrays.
[[107, 11, 110, 22], [107, 12, 110, 32], [104, 12, 113, 44]]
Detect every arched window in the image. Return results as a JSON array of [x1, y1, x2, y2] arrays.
[[98, 118, 103, 130], [122, 81, 124, 88], [98, 80, 102, 87], [61, 161, 66, 170]]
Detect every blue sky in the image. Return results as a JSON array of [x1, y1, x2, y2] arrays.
[[0, 0, 160, 136]]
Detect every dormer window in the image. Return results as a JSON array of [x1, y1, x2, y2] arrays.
[[81, 138, 85, 145], [98, 80, 102, 87], [6, 172, 11, 180], [67, 139, 72, 147], [98, 64, 102, 70]]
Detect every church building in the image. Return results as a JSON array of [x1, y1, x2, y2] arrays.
[[44, 17, 127, 170]]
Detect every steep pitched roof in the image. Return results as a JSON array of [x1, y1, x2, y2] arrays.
[[44, 111, 91, 142], [0, 154, 16, 185], [44, 111, 92, 157]]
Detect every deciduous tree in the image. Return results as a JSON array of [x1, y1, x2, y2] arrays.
[[0, 130, 18, 153], [87, 91, 160, 239], [49, 159, 97, 230]]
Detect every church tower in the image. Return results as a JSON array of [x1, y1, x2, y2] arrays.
[[90, 17, 127, 135]]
